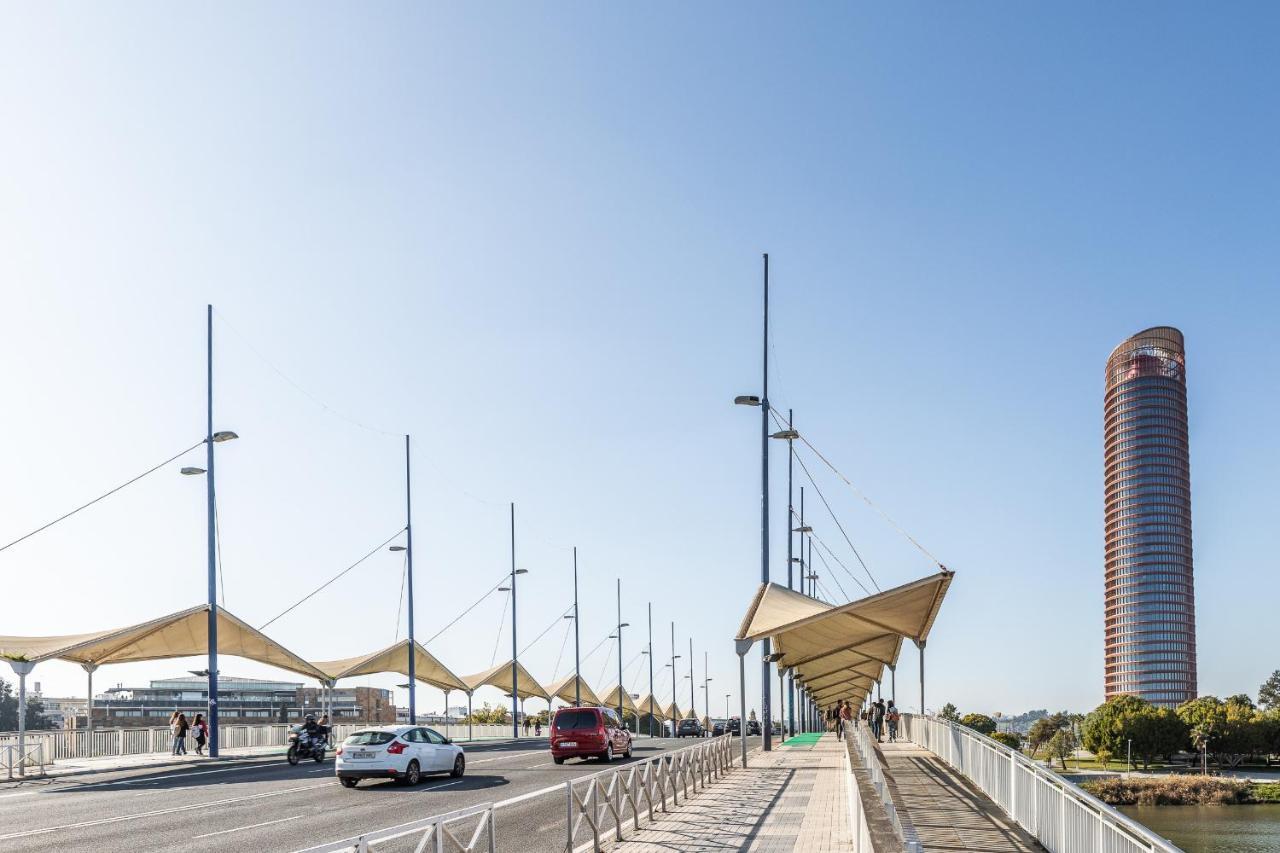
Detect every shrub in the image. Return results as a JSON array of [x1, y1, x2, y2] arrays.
[[1082, 776, 1253, 806], [990, 731, 1021, 750], [960, 713, 997, 735]]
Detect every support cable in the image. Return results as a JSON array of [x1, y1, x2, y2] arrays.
[[551, 618, 573, 682], [214, 497, 227, 607], [794, 509, 871, 599], [260, 528, 406, 629], [810, 539, 851, 601], [393, 552, 408, 643], [519, 604, 574, 657], [490, 590, 511, 667], [786, 438, 878, 593], [0, 440, 205, 555], [422, 574, 508, 646]]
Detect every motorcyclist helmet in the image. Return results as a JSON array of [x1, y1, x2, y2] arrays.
[[305, 714, 316, 724]]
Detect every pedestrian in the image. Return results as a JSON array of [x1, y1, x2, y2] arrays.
[[534, 719, 542, 737], [886, 702, 900, 743], [523, 716, 531, 736], [192, 713, 207, 755], [872, 699, 886, 741], [317, 714, 330, 747], [173, 712, 190, 755], [839, 701, 852, 738]]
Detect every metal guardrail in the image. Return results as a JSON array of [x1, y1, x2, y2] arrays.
[[900, 714, 1182, 853], [844, 723, 922, 852], [1, 742, 47, 779], [0, 723, 522, 763], [565, 734, 737, 851], [301, 802, 496, 853]]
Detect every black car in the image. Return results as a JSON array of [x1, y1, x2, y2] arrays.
[[746, 719, 761, 736], [712, 722, 725, 737], [726, 718, 741, 736], [676, 718, 703, 738]]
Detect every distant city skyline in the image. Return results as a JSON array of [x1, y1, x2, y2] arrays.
[[1103, 327, 1197, 708]]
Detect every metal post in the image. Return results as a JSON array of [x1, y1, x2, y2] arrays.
[[702, 651, 710, 733], [510, 503, 518, 739], [735, 639, 751, 768], [786, 408, 795, 739], [890, 665, 896, 706], [647, 603, 654, 738], [688, 638, 695, 718], [468, 692, 473, 741], [917, 640, 925, 715], [759, 252, 772, 752], [405, 435, 417, 725], [670, 622, 677, 733], [573, 547, 581, 707], [10, 662, 34, 775], [83, 663, 98, 743], [616, 579, 624, 724], [205, 304, 220, 758], [778, 667, 785, 743]]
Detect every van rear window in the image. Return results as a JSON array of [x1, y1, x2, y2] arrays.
[[554, 710, 597, 731]]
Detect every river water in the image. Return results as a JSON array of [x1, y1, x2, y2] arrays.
[[1119, 804, 1280, 852]]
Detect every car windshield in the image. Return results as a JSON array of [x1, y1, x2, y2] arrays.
[[554, 710, 598, 731], [344, 731, 397, 746]]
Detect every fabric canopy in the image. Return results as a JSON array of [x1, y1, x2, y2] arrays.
[[663, 701, 683, 721], [462, 660, 550, 701], [0, 605, 328, 680], [598, 685, 638, 715], [544, 674, 602, 707], [311, 640, 468, 691], [634, 694, 666, 721], [737, 570, 953, 708]]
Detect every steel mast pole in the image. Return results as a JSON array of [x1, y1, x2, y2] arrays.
[[205, 304, 221, 757], [573, 547, 581, 706], [647, 603, 654, 737], [760, 253, 772, 752], [670, 622, 677, 733], [786, 408, 795, 738], [616, 579, 624, 726], [510, 503, 519, 738], [405, 435, 417, 724], [688, 637, 695, 718]]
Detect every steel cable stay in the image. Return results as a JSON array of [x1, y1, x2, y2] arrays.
[[0, 439, 206, 556], [259, 527, 407, 630], [489, 589, 511, 667], [791, 506, 871, 598], [808, 539, 851, 601], [550, 617, 574, 682], [518, 603, 574, 658], [421, 574, 509, 646], [393, 551, 408, 643], [769, 403, 945, 571]]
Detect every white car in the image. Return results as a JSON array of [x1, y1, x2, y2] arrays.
[[336, 725, 465, 788]]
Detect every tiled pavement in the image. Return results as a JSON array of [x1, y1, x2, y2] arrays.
[[878, 741, 1044, 852], [605, 733, 850, 852]]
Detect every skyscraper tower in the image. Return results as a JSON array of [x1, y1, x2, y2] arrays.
[[1104, 327, 1197, 708]]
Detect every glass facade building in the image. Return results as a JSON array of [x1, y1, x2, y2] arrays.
[[1103, 327, 1197, 708]]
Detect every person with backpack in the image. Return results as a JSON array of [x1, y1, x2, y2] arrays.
[[172, 712, 190, 755], [886, 702, 900, 743], [838, 701, 852, 737], [192, 713, 208, 755]]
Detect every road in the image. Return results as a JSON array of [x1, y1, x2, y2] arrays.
[[0, 735, 759, 852]]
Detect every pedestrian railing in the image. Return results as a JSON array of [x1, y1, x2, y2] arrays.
[[844, 723, 922, 852], [900, 714, 1182, 853], [1, 742, 46, 779], [565, 734, 737, 851], [0, 722, 524, 763], [300, 802, 496, 853]]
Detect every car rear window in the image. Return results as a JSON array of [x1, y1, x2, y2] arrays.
[[344, 731, 397, 746], [555, 710, 598, 731]]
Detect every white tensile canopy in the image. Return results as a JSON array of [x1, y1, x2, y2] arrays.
[[598, 684, 638, 715], [462, 660, 551, 701], [311, 639, 468, 692], [544, 674, 602, 707]]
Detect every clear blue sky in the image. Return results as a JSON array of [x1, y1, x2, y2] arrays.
[[2, 3, 1277, 719]]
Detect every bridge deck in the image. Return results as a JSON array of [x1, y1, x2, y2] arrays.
[[879, 741, 1044, 851]]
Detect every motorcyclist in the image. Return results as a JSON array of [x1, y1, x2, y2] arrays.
[[301, 714, 320, 749]]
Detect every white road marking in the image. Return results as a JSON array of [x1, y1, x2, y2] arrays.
[[0, 781, 331, 841], [193, 814, 304, 839], [493, 781, 565, 809]]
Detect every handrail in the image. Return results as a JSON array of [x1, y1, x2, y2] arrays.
[[844, 723, 921, 851], [1, 742, 46, 779], [299, 802, 495, 853], [565, 734, 737, 851], [900, 714, 1182, 853]]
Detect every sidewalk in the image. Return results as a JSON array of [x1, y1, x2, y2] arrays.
[[606, 733, 850, 852]]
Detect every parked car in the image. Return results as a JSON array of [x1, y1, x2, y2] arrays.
[[746, 719, 762, 736], [335, 726, 464, 788], [726, 718, 741, 736], [551, 706, 633, 764], [676, 718, 703, 738], [712, 722, 725, 737]]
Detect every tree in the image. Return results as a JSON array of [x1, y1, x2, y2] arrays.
[[1084, 695, 1188, 770], [1259, 671, 1280, 711], [1046, 728, 1077, 770], [939, 703, 960, 722], [1028, 712, 1070, 757], [990, 731, 1022, 750], [1094, 747, 1113, 770], [464, 702, 510, 725], [960, 713, 997, 735]]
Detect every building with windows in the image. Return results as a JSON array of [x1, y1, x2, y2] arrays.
[[1103, 326, 1197, 708], [91, 676, 395, 727]]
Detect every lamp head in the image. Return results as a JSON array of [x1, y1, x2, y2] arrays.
[[180, 467, 206, 476], [389, 545, 407, 552], [211, 431, 239, 443], [733, 395, 761, 407]]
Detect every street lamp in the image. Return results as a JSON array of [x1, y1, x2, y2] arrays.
[[508, 503, 526, 739]]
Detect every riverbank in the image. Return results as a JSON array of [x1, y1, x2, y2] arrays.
[[1082, 776, 1280, 805]]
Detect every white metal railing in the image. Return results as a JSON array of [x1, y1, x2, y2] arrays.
[[845, 723, 922, 852], [1, 742, 47, 779], [900, 714, 1182, 853], [565, 734, 737, 851], [300, 802, 496, 853]]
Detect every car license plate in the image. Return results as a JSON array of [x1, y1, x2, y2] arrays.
[[560, 741, 577, 748], [350, 750, 374, 759]]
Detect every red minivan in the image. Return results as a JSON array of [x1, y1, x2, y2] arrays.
[[550, 706, 633, 764]]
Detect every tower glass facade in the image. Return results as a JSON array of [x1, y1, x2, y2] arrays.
[[1103, 327, 1196, 708]]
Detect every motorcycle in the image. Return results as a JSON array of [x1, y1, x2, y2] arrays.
[[286, 725, 327, 765]]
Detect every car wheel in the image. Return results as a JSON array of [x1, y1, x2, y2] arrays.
[[402, 760, 421, 785], [451, 754, 465, 778], [339, 777, 358, 788], [624, 738, 633, 759], [553, 756, 565, 765], [603, 743, 613, 763]]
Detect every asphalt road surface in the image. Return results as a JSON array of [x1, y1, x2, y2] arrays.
[[0, 735, 761, 852]]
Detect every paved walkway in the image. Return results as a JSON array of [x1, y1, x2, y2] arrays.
[[606, 733, 849, 852], [878, 741, 1043, 852]]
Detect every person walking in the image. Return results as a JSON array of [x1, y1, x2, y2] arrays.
[[886, 702, 900, 743], [872, 699, 886, 741], [839, 700, 852, 738], [192, 713, 208, 755], [172, 712, 190, 755], [522, 716, 531, 737]]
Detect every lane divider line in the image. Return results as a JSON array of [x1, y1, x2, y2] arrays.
[[193, 814, 304, 839]]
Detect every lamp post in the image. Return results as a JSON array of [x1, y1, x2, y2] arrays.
[[688, 638, 696, 719], [569, 547, 581, 706], [702, 651, 713, 732], [385, 436, 417, 723], [725, 692, 731, 721], [180, 305, 240, 758], [778, 411, 799, 737], [735, 252, 773, 751], [507, 503, 527, 738], [670, 622, 680, 728], [647, 603, 654, 737], [615, 579, 629, 727]]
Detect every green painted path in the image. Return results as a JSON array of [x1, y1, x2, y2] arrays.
[[780, 732, 824, 747]]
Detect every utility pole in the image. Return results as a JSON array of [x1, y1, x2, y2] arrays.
[[510, 503, 518, 739], [647, 603, 654, 737], [204, 305, 220, 757], [405, 435, 417, 724], [688, 637, 695, 718], [616, 579, 625, 726], [573, 548, 581, 706], [760, 253, 772, 751]]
